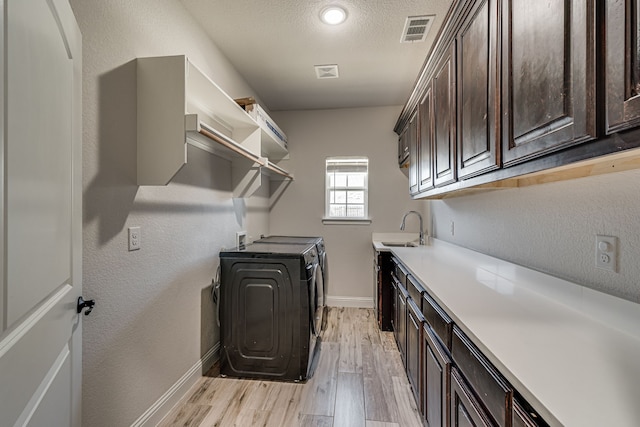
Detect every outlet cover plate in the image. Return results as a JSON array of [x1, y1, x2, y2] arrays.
[[236, 231, 247, 249], [595, 235, 617, 272], [128, 226, 141, 251]]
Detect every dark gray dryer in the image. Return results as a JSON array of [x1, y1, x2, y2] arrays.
[[219, 242, 322, 381]]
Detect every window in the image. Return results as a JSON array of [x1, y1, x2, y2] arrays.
[[325, 157, 369, 220]]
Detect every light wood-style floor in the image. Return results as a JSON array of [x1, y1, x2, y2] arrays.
[[159, 307, 422, 427]]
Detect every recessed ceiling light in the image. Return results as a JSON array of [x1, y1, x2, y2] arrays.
[[321, 6, 347, 25]]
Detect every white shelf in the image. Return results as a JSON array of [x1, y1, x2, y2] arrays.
[[245, 103, 289, 161], [136, 55, 292, 195], [185, 115, 264, 164]]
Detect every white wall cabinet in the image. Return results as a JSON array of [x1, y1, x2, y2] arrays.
[[137, 55, 292, 196]]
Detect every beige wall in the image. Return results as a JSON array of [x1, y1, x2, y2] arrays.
[[270, 107, 427, 304], [430, 167, 640, 304], [70, 0, 269, 425]]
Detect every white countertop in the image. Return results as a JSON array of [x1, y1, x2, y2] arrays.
[[374, 237, 640, 427]]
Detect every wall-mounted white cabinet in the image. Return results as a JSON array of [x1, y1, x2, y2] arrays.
[[136, 55, 292, 196]]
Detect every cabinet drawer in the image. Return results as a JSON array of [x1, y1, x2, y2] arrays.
[[391, 257, 408, 286], [512, 397, 549, 427], [422, 292, 453, 350], [407, 275, 424, 307], [451, 326, 512, 426], [407, 296, 424, 323]]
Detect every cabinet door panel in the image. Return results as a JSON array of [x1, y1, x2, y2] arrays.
[[433, 44, 457, 187], [408, 112, 420, 194], [407, 299, 423, 409], [423, 324, 451, 427], [419, 87, 434, 191], [392, 280, 398, 333], [502, 0, 595, 165], [375, 252, 393, 331], [451, 368, 495, 427], [606, 0, 640, 132], [457, 0, 500, 178], [399, 130, 410, 165], [396, 283, 408, 363]]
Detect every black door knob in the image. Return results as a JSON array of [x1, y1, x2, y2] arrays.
[[77, 296, 95, 315]]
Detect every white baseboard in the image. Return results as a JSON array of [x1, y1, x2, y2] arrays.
[[325, 296, 374, 308], [131, 342, 219, 427]]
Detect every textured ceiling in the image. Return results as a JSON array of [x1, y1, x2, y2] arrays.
[[180, 0, 453, 111]]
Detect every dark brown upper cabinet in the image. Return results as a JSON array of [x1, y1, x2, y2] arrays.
[[606, 0, 640, 133], [398, 128, 410, 166], [501, 0, 597, 166], [419, 87, 435, 192], [457, 0, 500, 179], [433, 44, 458, 187], [408, 111, 420, 195]]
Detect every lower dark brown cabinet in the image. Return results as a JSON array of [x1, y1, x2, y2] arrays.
[[407, 298, 424, 409], [388, 258, 548, 427], [451, 367, 495, 427], [395, 279, 408, 364], [512, 398, 549, 427], [374, 250, 393, 331], [451, 326, 512, 426], [423, 323, 451, 427], [391, 280, 398, 334]]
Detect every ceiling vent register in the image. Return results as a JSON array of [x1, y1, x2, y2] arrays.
[[315, 64, 340, 79], [401, 15, 434, 43]]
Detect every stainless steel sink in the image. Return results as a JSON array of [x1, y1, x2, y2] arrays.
[[381, 241, 419, 247]]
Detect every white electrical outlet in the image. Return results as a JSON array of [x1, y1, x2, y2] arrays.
[[128, 226, 141, 251], [595, 235, 616, 272], [236, 231, 247, 249]]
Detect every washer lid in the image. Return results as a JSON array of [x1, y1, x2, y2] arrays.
[[256, 235, 323, 245], [220, 242, 315, 257]]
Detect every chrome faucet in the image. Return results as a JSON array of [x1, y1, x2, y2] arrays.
[[400, 210, 425, 245]]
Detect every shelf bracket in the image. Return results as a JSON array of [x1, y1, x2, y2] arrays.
[[232, 156, 263, 198]]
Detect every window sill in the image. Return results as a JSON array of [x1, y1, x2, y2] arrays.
[[322, 218, 372, 225]]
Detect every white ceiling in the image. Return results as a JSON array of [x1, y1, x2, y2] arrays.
[[180, 0, 453, 111]]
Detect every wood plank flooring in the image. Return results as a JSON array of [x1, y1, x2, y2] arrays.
[[159, 307, 422, 427]]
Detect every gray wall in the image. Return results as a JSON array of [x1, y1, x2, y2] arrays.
[[431, 167, 640, 304], [270, 106, 427, 304], [70, 0, 269, 425]]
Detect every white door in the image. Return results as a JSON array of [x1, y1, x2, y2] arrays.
[[0, 1, 83, 426]]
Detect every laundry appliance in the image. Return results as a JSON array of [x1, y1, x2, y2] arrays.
[[219, 242, 323, 381]]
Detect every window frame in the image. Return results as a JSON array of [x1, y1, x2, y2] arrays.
[[324, 157, 370, 222]]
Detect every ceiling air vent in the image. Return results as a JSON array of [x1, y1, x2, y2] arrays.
[[315, 64, 339, 79], [401, 15, 434, 43]]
